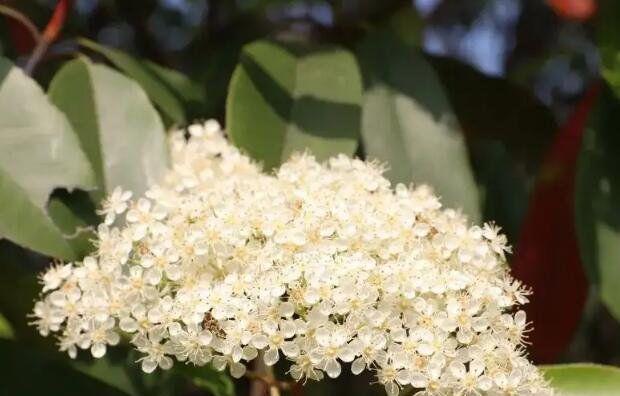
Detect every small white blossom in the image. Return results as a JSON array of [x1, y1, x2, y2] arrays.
[[97, 186, 132, 225]]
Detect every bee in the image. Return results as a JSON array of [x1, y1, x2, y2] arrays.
[[201, 312, 226, 338]]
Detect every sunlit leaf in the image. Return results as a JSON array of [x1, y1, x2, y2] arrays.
[[227, 40, 362, 170], [358, 32, 481, 222], [48, 57, 169, 199], [0, 57, 96, 260], [543, 364, 620, 395]]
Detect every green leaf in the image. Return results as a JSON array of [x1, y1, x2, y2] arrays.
[[71, 351, 141, 396], [387, 8, 425, 47], [48, 57, 169, 198], [0, 339, 132, 396], [0, 57, 96, 260], [543, 364, 620, 395], [141, 60, 206, 119], [469, 140, 529, 243], [175, 363, 234, 396], [47, 189, 99, 259], [79, 38, 198, 125], [227, 40, 362, 170], [575, 85, 620, 320], [598, 1, 620, 99], [358, 33, 481, 222], [0, 312, 14, 339]]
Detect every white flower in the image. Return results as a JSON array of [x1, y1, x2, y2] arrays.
[[133, 332, 175, 373], [449, 360, 493, 395], [169, 323, 214, 366], [41, 263, 73, 292], [98, 186, 132, 225], [31, 121, 553, 396], [310, 325, 355, 378], [79, 318, 120, 358]]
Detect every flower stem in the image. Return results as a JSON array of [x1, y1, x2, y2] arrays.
[[249, 352, 280, 396]]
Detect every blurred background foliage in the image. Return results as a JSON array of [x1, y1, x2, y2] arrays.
[[1, 0, 620, 395]]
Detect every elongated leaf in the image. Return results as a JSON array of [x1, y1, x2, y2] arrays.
[[141, 60, 206, 118], [48, 57, 169, 198], [0, 57, 96, 259], [575, 84, 620, 320], [358, 33, 481, 222], [511, 86, 597, 363], [227, 40, 362, 170], [79, 38, 205, 124], [543, 364, 620, 395]]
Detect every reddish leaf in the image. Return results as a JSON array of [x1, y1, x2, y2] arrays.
[[547, 0, 597, 21], [511, 85, 601, 363], [42, 0, 71, 44]]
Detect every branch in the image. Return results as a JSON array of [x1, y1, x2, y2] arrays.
[[247, 370, 299, 394], [247, 352, 298, 396], [24, 0, 71, 75], [0, 4, 42, 43]]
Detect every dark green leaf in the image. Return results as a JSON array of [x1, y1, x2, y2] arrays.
[[175, 363, 234, 396], [429, 55, 557, 165], [387, 8, 424, 47], [79, 38, 196, 125], [358, 33, 481, 222], [0, 241, 50, 343], [48, 57, 169, 198], [71, 351, 141, 396], [598, 1, 620, 99], [543, 364, 620, 395], [227, 40, 362, 170], [141, 60, 207, 120], [0, 339, 132, 396], [47, 189, 99, 258], [470, 141, 529, 242], [575, 84, 620, 320], [0, 57, 96, 260]]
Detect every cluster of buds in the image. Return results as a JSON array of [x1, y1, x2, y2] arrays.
[[32, 121, 552, 395]]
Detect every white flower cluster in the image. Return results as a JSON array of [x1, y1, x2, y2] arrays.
[[32, 121, 552, 395]]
